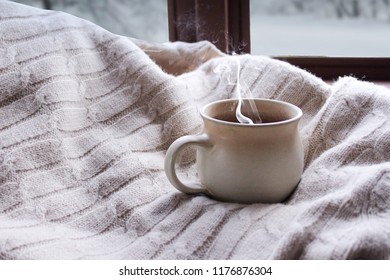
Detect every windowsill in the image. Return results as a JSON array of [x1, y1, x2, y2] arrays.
[[275, 57, 390, 81], [325, 81, 390, 89], [373, 82, 390, 88]]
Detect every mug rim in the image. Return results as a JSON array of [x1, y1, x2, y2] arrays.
[[200, 98, 303, 127]]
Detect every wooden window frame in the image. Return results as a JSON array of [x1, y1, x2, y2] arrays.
[[168, 0, 250, 54], [167, 0, 390, 81]]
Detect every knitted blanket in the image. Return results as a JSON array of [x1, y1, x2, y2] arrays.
[[1, 1, 389, 260]]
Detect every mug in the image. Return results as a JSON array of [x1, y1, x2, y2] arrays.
[[164, 98, 304, 203]]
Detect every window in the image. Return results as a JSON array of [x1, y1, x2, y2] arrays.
[[13, 0, 390, 81], [168, 0, 390, 81]]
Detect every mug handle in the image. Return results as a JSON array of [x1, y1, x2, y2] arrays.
[[164, 134, 212, 195]]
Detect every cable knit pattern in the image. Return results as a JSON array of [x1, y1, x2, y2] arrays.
[[1, 1, 389, 260]]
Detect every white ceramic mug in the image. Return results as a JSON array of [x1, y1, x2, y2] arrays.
[[164, 98, 304, 203]]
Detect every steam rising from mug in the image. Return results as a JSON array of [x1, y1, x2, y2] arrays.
[[214, 56, 262, 124], [234, 56, 262, 124]]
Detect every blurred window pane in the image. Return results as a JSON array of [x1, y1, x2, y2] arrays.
[[11, 0, 168, 43], [251, 0, 390, 57]]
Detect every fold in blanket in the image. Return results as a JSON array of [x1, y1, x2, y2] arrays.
[[0, 1, 389, 259]]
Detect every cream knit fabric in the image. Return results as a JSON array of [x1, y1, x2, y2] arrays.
[[1, 1, 389, 259]]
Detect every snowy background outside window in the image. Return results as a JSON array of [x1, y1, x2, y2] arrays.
[[10, 0, 390, 57]]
